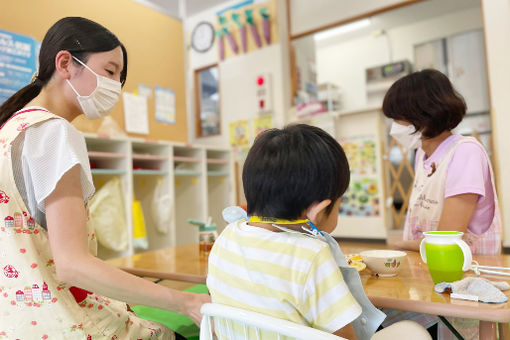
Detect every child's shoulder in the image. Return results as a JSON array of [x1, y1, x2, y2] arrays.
[[223, 220, 330, 254]]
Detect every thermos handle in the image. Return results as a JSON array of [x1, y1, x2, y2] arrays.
[[419, 238, 427, 264], [455, 239, 473, 271]]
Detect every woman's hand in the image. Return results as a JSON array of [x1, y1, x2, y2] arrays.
[[391, 239, 421, 252], [182, 292, 211, 325]]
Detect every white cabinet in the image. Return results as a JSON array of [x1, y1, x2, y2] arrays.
[[289, 108, 390, 240], [84, 133, 234, 260]]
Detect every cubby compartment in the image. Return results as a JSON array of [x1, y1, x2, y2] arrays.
[[174, 174, 204, 246], [133, 174, 174, 252], [173, 146, 203, 176], [206, 150, 231, 177], [206, 149, 233, 233], [90, 172, 132, 260], [82, 134, 234, 259], [86, 136, 129, 175], [132, 141, 170, 176]]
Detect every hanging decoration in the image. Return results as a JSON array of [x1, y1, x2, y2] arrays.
[[259, 8, 271, 45], [219, 16, 239, 54], [245, 9, 262, 48], [216, 29, 225, 61], [214, 0, 278, 61], [232, 13, 248, 53]]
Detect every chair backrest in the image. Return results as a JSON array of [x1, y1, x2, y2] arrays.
[[199, 303, 346, 340]]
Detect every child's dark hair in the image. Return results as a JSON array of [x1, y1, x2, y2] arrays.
[[382, 69, 466, 138], [0, 17, 128, 126], [243, 124, 350, 220]]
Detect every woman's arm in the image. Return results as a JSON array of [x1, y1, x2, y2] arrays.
[[45, 165, 209, 324], [334, 323, 358, 339], [437, 193, 478, 231], [393, 193, 478, 252]]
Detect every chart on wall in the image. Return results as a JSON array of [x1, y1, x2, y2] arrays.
[[0, 29, 37, 105], [339, 136, 380, 217]]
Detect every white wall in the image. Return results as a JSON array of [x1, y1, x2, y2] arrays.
[[315, 6, 483, 111], [481, 0, 510, 246], [217, 44, 287, 147], [185, 0, 290, 148], [290, 0, 409, 37]]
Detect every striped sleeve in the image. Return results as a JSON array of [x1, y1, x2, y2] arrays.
[[298, 245, 362, 332]]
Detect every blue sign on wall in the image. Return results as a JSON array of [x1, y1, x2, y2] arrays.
[[0, 29, 36, 105]]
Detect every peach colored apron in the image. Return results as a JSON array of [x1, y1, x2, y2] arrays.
[[0, 108, 172, 339]]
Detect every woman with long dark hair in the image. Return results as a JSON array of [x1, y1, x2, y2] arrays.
[[0, 17, 208, 338]]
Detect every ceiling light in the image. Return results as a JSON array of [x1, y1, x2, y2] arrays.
[[314, 18, 372, 41]]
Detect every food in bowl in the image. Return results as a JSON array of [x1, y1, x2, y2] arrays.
[[345, 254, 366, 272], [359, 250, 407, 277]]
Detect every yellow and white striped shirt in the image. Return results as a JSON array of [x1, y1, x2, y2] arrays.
[[207, 221, 361, 336]]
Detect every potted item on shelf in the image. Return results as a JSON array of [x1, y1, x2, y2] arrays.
[[317, 83, 342, 112], [187, 217, 218, 254]]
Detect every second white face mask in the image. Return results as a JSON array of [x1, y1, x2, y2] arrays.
[[390, 122, 422, 151], [66, 56, 122, 120]]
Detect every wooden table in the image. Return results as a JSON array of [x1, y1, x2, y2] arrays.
[[107, 242, 510, 339]]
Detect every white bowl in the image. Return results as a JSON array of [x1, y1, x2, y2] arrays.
[[360, 250, 407, 277]]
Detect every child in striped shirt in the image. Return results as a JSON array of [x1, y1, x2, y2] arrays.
[[207, 124, 361, 339]]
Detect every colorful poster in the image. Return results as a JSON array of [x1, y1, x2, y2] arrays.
[[339, 178, 380, 217], [229, 120, 250, 147], [0, 29, 36, 105], [339, 136, 380, 217], [253, 114, 273, 136], [341, 138, 377, 176]]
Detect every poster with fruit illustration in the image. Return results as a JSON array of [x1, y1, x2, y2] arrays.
[[339, 177, 380, 217], [339, 136, 380, 217], [341, 138, 377, 176]]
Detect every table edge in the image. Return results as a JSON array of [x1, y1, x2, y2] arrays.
[[120, 267, 207, 284], [369, 296, 510, 323]]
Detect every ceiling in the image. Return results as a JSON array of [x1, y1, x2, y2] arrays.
[[134, 0, 231, 18]]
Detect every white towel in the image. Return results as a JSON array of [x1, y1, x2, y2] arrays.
[[435, 277, 509, 303]]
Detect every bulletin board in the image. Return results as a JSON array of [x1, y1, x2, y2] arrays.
[[0, 0, 188, 142]]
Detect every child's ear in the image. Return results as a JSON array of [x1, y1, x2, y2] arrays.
[[306, 199, 332, 224]]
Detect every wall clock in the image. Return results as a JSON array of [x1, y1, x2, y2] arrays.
[[191, 21, 215, 53]]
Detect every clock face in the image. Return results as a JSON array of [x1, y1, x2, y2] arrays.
[[191, 22, 215, 53]]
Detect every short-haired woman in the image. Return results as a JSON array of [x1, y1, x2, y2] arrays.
[[384, 69, 501, 255], [381, 69, 501, 339]]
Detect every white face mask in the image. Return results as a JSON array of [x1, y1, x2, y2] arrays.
[[390, 122, 422, 151], [66, 56, 121, 120]]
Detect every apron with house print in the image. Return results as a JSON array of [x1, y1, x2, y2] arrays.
[[0, 108, 173, 339], [402, 136, 502, 340], [404, 136, 502, 255]]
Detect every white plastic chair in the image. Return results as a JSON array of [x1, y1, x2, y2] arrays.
[[199, 303, 346, 340]]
